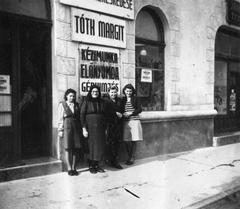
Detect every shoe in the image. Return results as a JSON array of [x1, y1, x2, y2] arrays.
[[128, 157, 135, 165], [96, 166, 105, 173], [72, 169, 79, 176], [125, 158, 130, 165], [89, 167, 97, 174], [112, 161, 123, 169], [68, 170, 73, 176]]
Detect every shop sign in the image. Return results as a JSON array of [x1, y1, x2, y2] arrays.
[[227, 0, 240, 26], [79, 45, 120, 96], [0, 75, 10, 94], [60, 0, 134, 20], [72, 8, 126, 48]]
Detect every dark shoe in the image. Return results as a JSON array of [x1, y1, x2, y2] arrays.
[[112, 161, 123, 169], [89, 167, 97, 174], [96, 166, 105, 173], [72, 169, 79, 176], [125, 158, 130, 165], [127, 157, 135, 165], [68, 170, 73, 176]]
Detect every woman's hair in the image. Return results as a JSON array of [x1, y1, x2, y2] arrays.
[[86, 85, 101, 101], [122, 84, 136, 96], [64, 88, 76, 101], [107, 84, 118, 92]]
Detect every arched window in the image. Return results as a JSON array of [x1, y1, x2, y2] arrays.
[[135, 8, 165, 111]]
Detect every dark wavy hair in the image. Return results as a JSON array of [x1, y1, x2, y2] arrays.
[[122, 84, 136, 96], [86, 85, 101, 101], [64, 88, 76, 101]]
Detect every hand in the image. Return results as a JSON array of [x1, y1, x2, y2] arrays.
[[83, 128, 88, 138], [123, 112, 132, 118], [59, 131, 63, 138], [116, 112, 122, 118]]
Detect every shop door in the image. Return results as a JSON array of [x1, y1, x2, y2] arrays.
[[0, 16, 52, 164], [214, 61, 240, 133], [19, 22, 51, 159]]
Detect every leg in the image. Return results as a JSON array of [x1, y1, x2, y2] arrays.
[[111, 142, 123, 169], [88, 159, 97, 174], [65, 149, 73, 176], [124, 141, 132, 164], [128, 142, 137, 165], [95, 160, 105, 173], [72, 149, 79, 176]]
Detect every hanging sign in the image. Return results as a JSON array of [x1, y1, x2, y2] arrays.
[[141, 69, 152, 83], [60, 0, 134, 20], [0, 75, 10, 94], [79, 45, 120, 96], [227, 0, 240, 26], [71, 8, 126, 48]]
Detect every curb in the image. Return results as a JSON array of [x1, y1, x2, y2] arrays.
[[183, 185, 240, 209]]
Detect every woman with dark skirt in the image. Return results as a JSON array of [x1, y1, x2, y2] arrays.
[[58, 88, 82, 176], [104, 84, 123, 169], [80, 85, 107, 174]]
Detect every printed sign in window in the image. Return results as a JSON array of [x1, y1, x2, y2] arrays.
[[0, 75, 10, 94], [141, 69, 152, 83]]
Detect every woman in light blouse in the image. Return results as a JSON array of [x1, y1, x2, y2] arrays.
[[58, 89, 82, 176]]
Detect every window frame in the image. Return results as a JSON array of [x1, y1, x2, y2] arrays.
[[135, 8, 165, 111]]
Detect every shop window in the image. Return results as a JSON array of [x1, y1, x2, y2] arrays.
[[135, 8, 165, 111], [214, 61, 227, 114]]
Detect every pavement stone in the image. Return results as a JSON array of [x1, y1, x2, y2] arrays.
[[0, 143, 240, 209]]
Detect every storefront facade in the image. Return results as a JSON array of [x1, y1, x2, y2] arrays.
[[0, 0, 239, 179]]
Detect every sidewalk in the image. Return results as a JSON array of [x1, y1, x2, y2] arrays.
[[0, 143, 240, 209]]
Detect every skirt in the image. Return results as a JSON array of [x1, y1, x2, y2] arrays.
[[86, 113, 106, 161], [63, 117, 82, 149], [122, 120, 143, 142]]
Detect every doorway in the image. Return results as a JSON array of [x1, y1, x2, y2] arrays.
[[19, 22, 51, 159], [0, 15, 52, 163]]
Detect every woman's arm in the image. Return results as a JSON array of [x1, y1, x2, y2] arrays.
[[132, 96, 142, 116], [58, 102, 64, 137]]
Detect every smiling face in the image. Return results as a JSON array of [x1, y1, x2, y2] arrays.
[[124, 88, 133, 98], [91, 88, 99, 98], [109, 89, 118, 99], [66, 93, 75, 103]]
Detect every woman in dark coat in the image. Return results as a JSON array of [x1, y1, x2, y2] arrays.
[[80, 85, 106, 174], [58, 88, 82, 176], [104, 85, 123, 169]]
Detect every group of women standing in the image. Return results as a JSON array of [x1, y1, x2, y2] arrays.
[[58, 84, 143, 176]]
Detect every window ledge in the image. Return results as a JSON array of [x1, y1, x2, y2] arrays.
[[140, 110, 217, 122]]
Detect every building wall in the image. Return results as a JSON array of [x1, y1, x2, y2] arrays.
[[51, 0, 239, 162]]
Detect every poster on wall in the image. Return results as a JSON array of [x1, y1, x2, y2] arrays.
[[71, 8, 126, 48], [0, 75, 10, 94], [79, 45, 120, 96], [60, 0, 134, 20]]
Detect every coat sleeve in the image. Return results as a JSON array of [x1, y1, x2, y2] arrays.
[[58, 102, 64, 131], [80, 100, 87, 128], [132, 96, 142, 116], [104, 99, 117, 117]]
